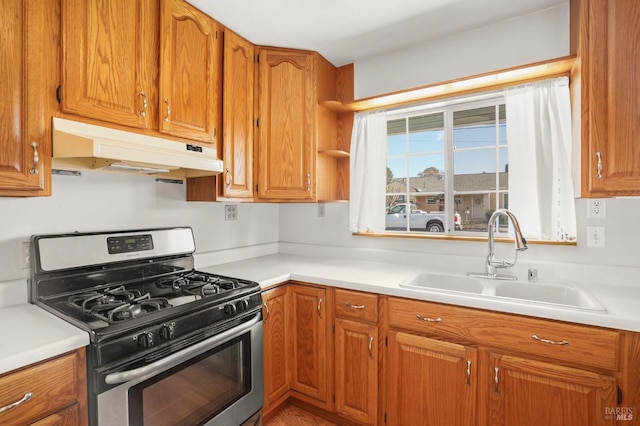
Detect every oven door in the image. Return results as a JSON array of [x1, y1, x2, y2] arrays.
[[96, 314, 263, 426]]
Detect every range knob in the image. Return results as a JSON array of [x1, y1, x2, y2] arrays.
[[224, 303, 237, 316], [137, 332, 154, 348], [236, 299, 250, 312], [159, 323, 175, 341]]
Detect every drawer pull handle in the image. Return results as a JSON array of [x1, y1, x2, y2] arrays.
[[317, 298, 323, 318], [531, 334, 569, 346], [416, 314, 442, 323], [0, 392, 33, 414], [262, 302, 269, 322], [466, 360, 471, 385], [494, 367, 499, 393], [368, 336, 374, 359], [345, 302, 365, 310]]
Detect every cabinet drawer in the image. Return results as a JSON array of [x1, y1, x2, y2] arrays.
[[388, 297, 620, 371], [334, 289, 378, 322], [0, 352, 79, 425]]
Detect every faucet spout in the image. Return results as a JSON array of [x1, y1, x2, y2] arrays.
[[468, 209, 528, 280]]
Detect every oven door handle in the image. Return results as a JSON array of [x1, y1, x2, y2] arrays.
[[105, 313, 261, 385]]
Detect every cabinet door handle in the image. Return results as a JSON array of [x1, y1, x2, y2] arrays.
[[317, 298, 323, 318], [368, 336, 374, 359], [29, 142, 39, 175], [596, 151, 603, 179], [0, 392, 33, 414], [345, 302, 365, 310], [493, 367, 499, 393], [466, 360, 471, 385], [163, 97, 171, 123], [306, 173, 311, 192], [225, 168, 233, 187], [262, 302, 269, 322], [416, 314, 442, 323], [531, 334, 569, 346], [140, 90, 147, 117]]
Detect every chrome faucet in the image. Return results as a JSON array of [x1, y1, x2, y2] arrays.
[[468, 209, 528, 280]]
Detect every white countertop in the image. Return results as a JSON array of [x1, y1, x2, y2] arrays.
[[0, 304, 89, 375], [202, 253, 640, 333], [1, 252, 638, 376]]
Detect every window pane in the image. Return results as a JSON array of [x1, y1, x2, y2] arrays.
[[408, 113, 444, 154], [384, 99, 507, 237], [387, 133, 405, 158]]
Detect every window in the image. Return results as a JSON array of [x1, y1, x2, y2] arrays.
[[385, 97, 507, 235], [350, 77, 576, 243]]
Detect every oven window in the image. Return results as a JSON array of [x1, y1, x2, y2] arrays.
[[129, 335, 251, 426]]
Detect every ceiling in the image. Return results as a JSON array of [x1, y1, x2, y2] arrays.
[[187, 0, 566, 66]]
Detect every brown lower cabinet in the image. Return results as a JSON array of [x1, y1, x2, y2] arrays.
[[262, 283, 639, 426], [0, 349, 87, 425]]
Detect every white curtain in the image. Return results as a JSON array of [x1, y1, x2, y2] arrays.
[[505, 77, 576, 242], [349, 111, 388, 233]]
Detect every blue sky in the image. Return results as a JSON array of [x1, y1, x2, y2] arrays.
[[387, 124, 507, 178]]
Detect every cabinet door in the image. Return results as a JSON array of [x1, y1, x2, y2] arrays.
[[290, 285, 328, 403], [0, 0, 56, 196], [335, 318, 378, 425], [387, 331, 477, 426], [262, 286, 289, 413], [581, 0, 640, 196], [159, 0, 221, 144], [488, 354, 617, 426], [256, 48, 315, 200], [221, 30, 254, 198], [61, 0, 158, 129]]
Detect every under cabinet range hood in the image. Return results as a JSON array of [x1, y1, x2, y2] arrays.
[[51, 118, 223, 178]]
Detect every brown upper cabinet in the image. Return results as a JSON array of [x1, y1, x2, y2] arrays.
[[159, 0, 222, 144], [0, 0, 58, 196], [255, 47, 353, 202], [61, 0, 221, 145], [187, 29, 255, 201], [574, 0, 640, 197], [255, 47, 317, 201]]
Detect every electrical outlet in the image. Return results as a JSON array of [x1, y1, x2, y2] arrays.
[[225, 204, 238, 221], [586, 226, 605, 248], [21, 241, 30, 268], [587, 199, 606, 219], [318, 203, 326, 218]]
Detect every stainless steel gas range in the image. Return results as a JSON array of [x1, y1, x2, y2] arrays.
[[29, 227, 263, 426]]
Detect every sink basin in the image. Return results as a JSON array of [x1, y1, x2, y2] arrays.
[[399, 272, 606, 312], [494, 282, 606, 311], [400, 273, 485, 294]]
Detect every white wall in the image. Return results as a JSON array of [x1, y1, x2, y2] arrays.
[[0, 173, 279, 285], [354, 4, 570, 99], [278, 199, 640, 278]]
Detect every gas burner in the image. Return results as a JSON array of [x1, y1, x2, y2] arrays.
[[67, 287, 171, 323], [157, 272, 239, 296], [106, 297, 171, 322], [68, 286, 143, 311]]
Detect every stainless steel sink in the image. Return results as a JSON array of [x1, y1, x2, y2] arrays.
[[399, 273, 485, 294], [493, 282, 606, 311], [399, 273, 606, 312]]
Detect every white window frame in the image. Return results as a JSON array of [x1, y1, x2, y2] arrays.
[[385, 92, 507, 236]]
